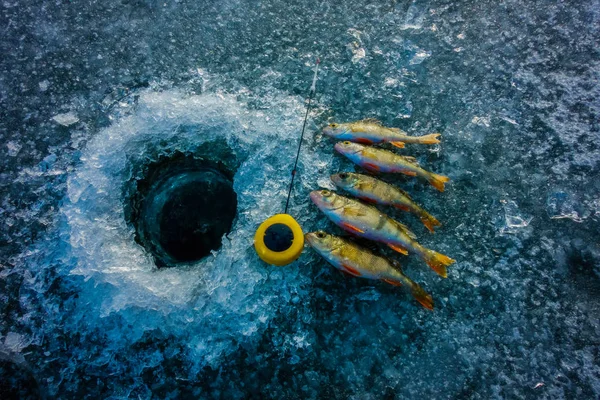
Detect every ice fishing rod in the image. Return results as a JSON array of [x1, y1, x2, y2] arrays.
[[254, 58, 320, 266], [284, 58, 320, 214]]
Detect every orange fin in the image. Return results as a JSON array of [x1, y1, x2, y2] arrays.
[[359, 196, 378, 204], [422, 249, 455, 278], [388, 243, 408, 255], [382, 278, 402, 287], [390, 141, 405, 149], [420, 213, 441, 233], [410, 284, 434, 310], [342, 264, 362, 277], [416, 133, 441, 145], [401, 170, 418, 177], [394, 204, 412, 212], [363, 163, 381, 171], [355, 138, 374, 145], [428, 173, 450, 192], [341, 222, 365, 234]]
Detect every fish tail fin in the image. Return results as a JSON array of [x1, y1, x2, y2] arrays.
[[410, 282, 434, 310], [416, 133, 441, 144], [421, 249, 455, 278], [428, 172, 450, 192], [420, 212, 441, 233]]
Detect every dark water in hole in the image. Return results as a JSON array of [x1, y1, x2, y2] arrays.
[[1, 0, 599, 398]]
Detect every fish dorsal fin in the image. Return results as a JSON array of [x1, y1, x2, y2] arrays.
[[390, 259, 404, 273], [360, 118, 383, 126], [346, 236, 380, 253], [391, 219, 417, 239], [401, 156, 419, 165], [395, 187, 413, 200]]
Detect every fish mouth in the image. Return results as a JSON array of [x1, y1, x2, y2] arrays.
[[309, 190, 321, 205], [334, 142, 360, 155], [333, 142, 345, 153], [304, 232, 316, 245], [329, 173, 340, 183], [322, 127, 334, 137]]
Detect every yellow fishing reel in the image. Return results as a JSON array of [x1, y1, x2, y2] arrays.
[[254, 214, 304, 266]]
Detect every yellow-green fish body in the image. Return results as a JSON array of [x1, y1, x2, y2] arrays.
[[305, 231, 434, 310], [309, 190, 455, 277], [323, 119, 440, 148], [331, 172, 441, 232], [334, 141, 450, 192]]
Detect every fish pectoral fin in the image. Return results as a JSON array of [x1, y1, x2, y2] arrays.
[[391, 219, 417, 239], [360, 197, 378, 204], [341, 222, 365, 234], [381, 278, 402, 287], [355, 138, 374, 145], [390, 141, 405, 149], [342, 205, 367, 217], [363, 163, 381, 171], [388, 243, 409, 255], [342, 264, 362, 277]]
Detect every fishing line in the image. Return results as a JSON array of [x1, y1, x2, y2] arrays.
[[253, 58, 320, 266], [284, 58, 320, 214]]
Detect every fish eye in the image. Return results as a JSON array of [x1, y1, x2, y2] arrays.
[[343, 141, 351, 145], [321, 190, 332, 197], [339, 173, 348, 179], [329, 123, 338, 128], [316, 231, 326, 238]]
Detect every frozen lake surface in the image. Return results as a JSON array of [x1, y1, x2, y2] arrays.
[[1, 0, 599, 398]]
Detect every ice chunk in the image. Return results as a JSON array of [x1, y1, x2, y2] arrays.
[[500, 200, 533, 234], [3, 332, 30, 353], [409, 49, 431, 65], [52, 112, 79, 126], [400, 0, 426, 30], [471, 116, 491, 127], [6, 140, 22, 156], [38, 80, 50, 91], [547, 191, 585, 222]]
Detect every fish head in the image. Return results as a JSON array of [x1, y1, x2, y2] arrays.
[[334, 141, 364, 156], [309, 189, 345, 211], [322, 123, 351, 139], [305, 230, 336, 253], [330, 172, 361, 190]]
